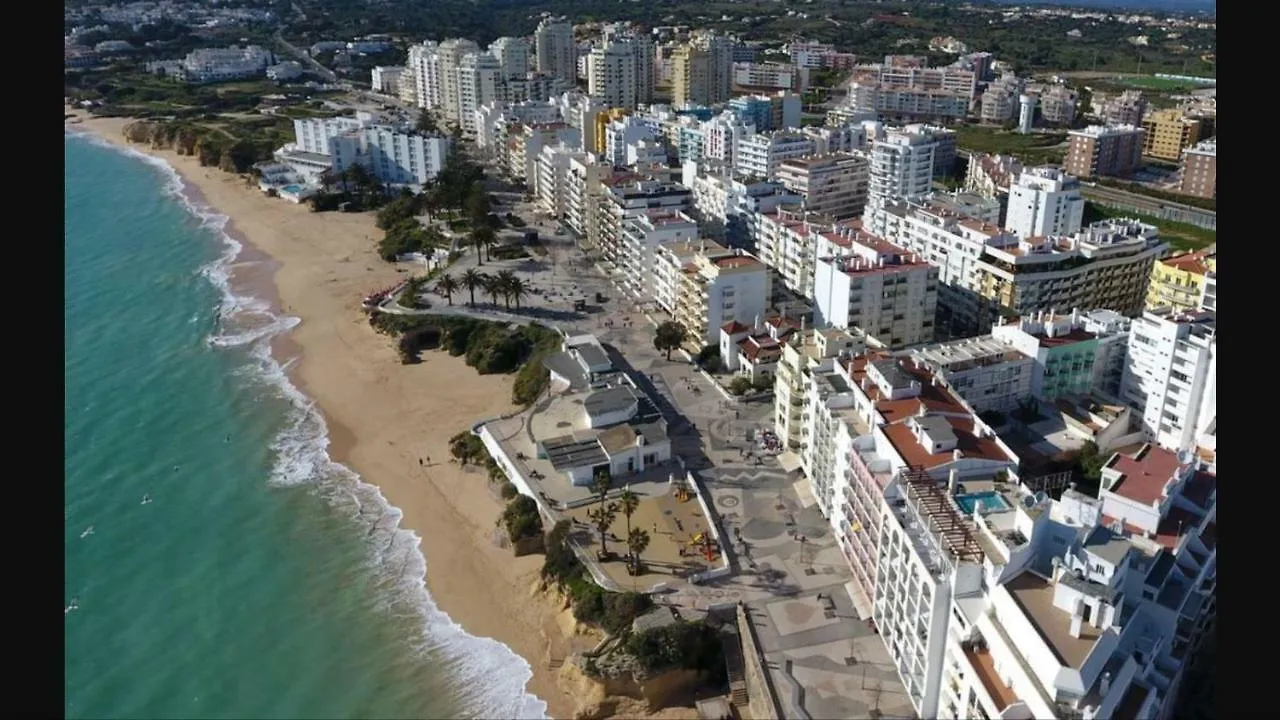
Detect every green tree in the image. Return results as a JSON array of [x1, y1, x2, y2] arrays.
[[653, 321, 687, 360], [507, 276, 529, 310], [416, 108, 438, 135], [626, 527, 651, 574], [618, 487, 640, 567], [470, 224, 496, 264], [588, 500, 619, 559], [435, 274, 459, 306], [495, 269, 517, 309], [461, 268, 484, 307], [728, 376, 754, 396], [465, 182, 492, 228], [481, 274, 503, 306]]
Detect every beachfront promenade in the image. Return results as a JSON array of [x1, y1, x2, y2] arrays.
[[433, 209, 913, 719]]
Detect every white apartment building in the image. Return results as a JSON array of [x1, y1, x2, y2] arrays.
[[672, 249, 772, 347], [773, 328, 866, 457], [964, 153, 1024, 199], [686, 166, 801, 248], [180, 45, 273, 83], [456, 52, 502, 137], [434, 38, 482, 124], [557, 91, 605, 154], [879, 198, 1015, 334], [603, 115, 660, 168], [406, 41, 441, 109], [847, 83, 970, 122], [865, 130, 939, 225], [701, 113, 753, 165], [1006, 167, 1085, 239], [505, 122, 579, 187], [754, 207, 821, 299], [776, 152, 870, 221], [598, 179, 693, 271], [617, 210, 701, 302], [654, 238, 724, 318], [588, 40, 639, 110], [980, 76, 1024, 124], [472, 100, 563, 154], [991, 308, 1134, 403], [535, 18, 576, 83], [500, 72, 572, 105], [733, 131, 816, 181], [910, 336, 1036, 413], [564, 154, 612, 246], [371, 66, 404, 95], [534, 142, 577, 219], [281, 115, 450, 189], [812, 226, 939, 348], [1119, 308, 1216, 453], [802, 124, 871, 155], [489, 36, 531, 79], [1039, 85, 1079, 126]]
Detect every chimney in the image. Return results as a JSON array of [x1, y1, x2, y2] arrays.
[[948, 467, 958, 494]]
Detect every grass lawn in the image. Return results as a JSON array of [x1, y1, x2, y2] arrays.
[[954, 125, 1067, 164], [1117, 75, 1212, 92], [1084, 202, 1215, 253]]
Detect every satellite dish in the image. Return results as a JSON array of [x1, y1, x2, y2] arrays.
[[1177, 449, 1194, 466], [1023, 495, 1037, 509], [1034, 491, 1048, 504]]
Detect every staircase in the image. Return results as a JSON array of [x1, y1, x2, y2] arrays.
[[723, 632, 750, 708], [547, 655, 565, 670]]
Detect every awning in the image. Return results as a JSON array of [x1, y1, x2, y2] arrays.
[[793, 477, 819, 509], [776, 450, 803, 473], [845, 579, 874, 621]]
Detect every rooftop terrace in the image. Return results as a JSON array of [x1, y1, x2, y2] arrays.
[[1006, 572, 1102, 668]]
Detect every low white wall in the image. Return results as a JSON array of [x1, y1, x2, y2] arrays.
[[687, 470, 733, 583]]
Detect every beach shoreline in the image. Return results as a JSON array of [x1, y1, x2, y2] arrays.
[[65, 110, 578, 719]]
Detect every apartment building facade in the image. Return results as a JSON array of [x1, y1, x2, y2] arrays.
[[1177, 139, 1216, 199], [775, 152, 870, 221], [1141, 109, 1204, 162], [670, 249, 772, 347], [534, 18, 576, 83], [1099, 89, 1148, 127], [1005, 167, 1086, 239], [1119, 308, 1216, 452], [812, 225, 939, 348], [1146, 247, 1216, 313], [617, 210, 700, 302], [1064, 125, 1145, 179]]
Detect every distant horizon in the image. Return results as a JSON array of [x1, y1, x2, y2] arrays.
[[975, 0, 1215, 13]]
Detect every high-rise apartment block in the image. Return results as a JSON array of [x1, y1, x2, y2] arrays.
[[587, 39, 638, 110], [488, 37, 531, 79], [1005, 167, 1085, 238], [1141, 109, 1204, 162], [812, 225, 939, 348], [534, 18, 576, 83], [1146, 247, 1216, 314], [1120, 308, 1216, 452], [1064, 125, 1145, 179], [776, 152, 871, 221], [672, 31, 733, 107], [1177, 139, 1216, 199]]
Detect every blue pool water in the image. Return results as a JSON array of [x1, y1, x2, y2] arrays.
[[955, 491, 1009, 515], [281, 184, 302, 193]]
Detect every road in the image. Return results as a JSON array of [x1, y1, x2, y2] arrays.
[[273, 26, 338, 83]]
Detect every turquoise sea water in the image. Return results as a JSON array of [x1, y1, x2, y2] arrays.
[[64, 133, 547, 720]]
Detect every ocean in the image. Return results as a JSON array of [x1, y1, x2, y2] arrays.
[[63, 132, 548, 720]]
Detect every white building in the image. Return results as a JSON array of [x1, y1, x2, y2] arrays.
[[732, 62, 808, 92], [472, 100, 562, 154], [701, 113, 754, 165], [754, 207, 822, 299], [598, 179, 693, 271], [1006, 167, 1086, 239], [180, 45, 273, 83], [535, 17, 576, 83], [588, 39, 639, 110], [733, 131, 816, 181], [564, 154, 613, 246], [489, 36, 531, 79], [670, 247, 772, 347], [534, 142, 577, 219], [406, 41, 442, 109], [910, 335, 1036, 413], [1119, 308, 1216, 453], [865, 129, 940, 227], [456, 52, 503, 137], [603, 115, 661, 168], [776, 152, 871, 221], [617, 210, 700, 302], [686, 166, 801, 248], [371, 65, 404, 94], [280, 114, 450, 189], [980, 76, 1023, 124], [812, 225, 939, 349]]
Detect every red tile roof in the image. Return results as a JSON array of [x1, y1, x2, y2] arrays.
[[1105, 445, 1183, 506], [1035, 328, 1096, 348], [882, 416, 1011, 470], [846, 354, 969, 423], [721, 320, 752, 335]]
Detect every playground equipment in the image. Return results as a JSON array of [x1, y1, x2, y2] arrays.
[[675, 486, 692, 502]]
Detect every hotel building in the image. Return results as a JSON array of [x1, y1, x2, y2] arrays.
[[1064, 125, 1145, 180], [1119, 308, 1216, 453], [1005, 167, 1085, 239]]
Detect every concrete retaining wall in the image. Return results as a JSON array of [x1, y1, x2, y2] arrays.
[[686, 470, 733, 584], [737, 603, 784, 720]]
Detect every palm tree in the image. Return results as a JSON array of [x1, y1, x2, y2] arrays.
[[319, 168, 338, 194], [481, 274, 502, 306], [507, 277, 529, 310], [496, 270, 517, 309], [618, 487, 640, 568], [461, 269, 484, 307], [588, 501, 619, 560], [435, 274, 459, 306], [626, 528, 651, 574], [471, 225, 496, 264]]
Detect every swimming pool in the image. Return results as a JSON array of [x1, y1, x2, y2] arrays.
[[955, 490, 1010, 515], [281, 184, 303, 194]]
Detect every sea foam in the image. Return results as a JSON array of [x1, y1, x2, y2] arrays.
[[66, 129, 551, 720]]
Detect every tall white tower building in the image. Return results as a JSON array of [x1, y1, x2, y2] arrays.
[[588, 39, 638, 110], [1018, 93, 1036, 134], [1005, 166, 1085, 238], [488, 37, 531, 79], [535, 18, 576, 84]]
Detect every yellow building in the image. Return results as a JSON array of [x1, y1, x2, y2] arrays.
[[592, 107, 631, 154], [672, 44, 710, 108], [1145, 246, 1216, 312], [1141, 109, 1204, 162]]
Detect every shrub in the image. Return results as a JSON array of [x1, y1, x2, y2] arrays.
[[728, 376, 753, 396], [625, 620, 725, 679], [500, 482, 519, 500], [501, 495, 543, 543]]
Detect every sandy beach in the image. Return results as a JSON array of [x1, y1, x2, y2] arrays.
[[65, 110, 580, 718]]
